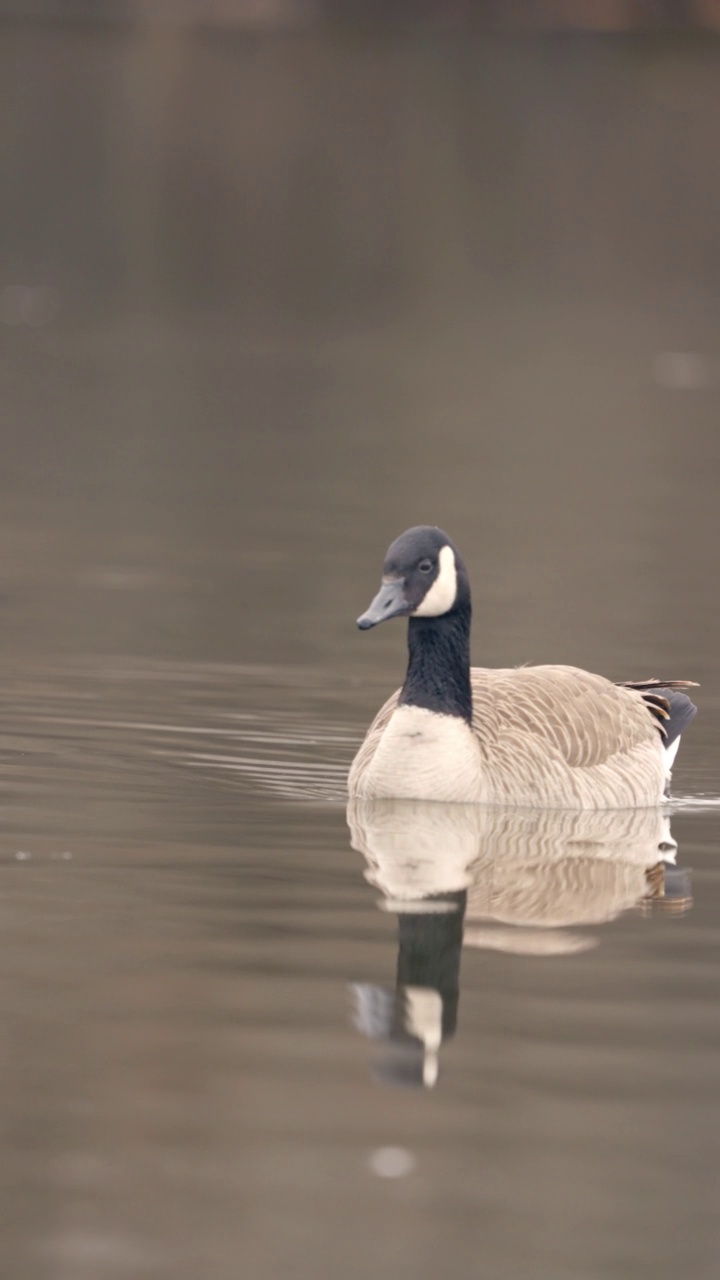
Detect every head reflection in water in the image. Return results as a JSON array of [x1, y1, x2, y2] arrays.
[[347, 799, 692, 1089]]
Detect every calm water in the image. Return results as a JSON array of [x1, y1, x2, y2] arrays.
[[2, 19, 720, 1280]]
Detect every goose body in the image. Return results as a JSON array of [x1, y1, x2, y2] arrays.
[[348, 526, 697, 810]]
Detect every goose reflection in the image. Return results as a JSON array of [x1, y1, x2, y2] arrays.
[[348, 799, 691, 1088]]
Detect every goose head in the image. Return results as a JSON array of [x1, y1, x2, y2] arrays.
[[357, 525, 470, 630]]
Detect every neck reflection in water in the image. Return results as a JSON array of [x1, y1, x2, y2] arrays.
[[347, 799, 692, 1090]]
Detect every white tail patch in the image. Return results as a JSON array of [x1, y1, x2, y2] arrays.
[[412, 544, 457, 617], [664, 735, 681, 771]]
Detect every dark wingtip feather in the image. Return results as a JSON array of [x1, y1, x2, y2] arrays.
[[616, 678, 700, 690], [616, 678, 698, 748]]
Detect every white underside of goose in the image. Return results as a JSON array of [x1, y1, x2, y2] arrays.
[[663, 735, 682, 772], [356, 705, 484, 804]]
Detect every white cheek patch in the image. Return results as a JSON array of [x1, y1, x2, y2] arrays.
[[412, 544, 458, 617]]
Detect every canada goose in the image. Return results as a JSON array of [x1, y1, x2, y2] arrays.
[[348, 526, 698, 808]]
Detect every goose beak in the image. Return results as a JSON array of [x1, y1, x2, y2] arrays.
[[357, 578, 408, 630]]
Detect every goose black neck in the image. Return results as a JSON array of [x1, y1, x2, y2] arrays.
[[398, 601, 473, 723]]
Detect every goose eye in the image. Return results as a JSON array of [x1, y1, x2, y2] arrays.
[[418, 559, 433, 573]]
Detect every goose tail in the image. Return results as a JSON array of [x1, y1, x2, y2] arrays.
[[616, 678, 698, 776]]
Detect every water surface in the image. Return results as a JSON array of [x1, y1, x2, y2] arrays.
[[1, 19, 720, 1280]]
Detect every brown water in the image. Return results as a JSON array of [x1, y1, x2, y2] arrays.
[[2, 18, 720, 1280]]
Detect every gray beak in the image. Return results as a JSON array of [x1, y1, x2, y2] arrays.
[[357, 578, 408, 630]]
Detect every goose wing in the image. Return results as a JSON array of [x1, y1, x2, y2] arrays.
[[469, 665, 658, 769]]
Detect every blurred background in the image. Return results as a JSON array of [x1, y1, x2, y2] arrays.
[[1, 4, 720, 1280], [2, 1, 720, 684]]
